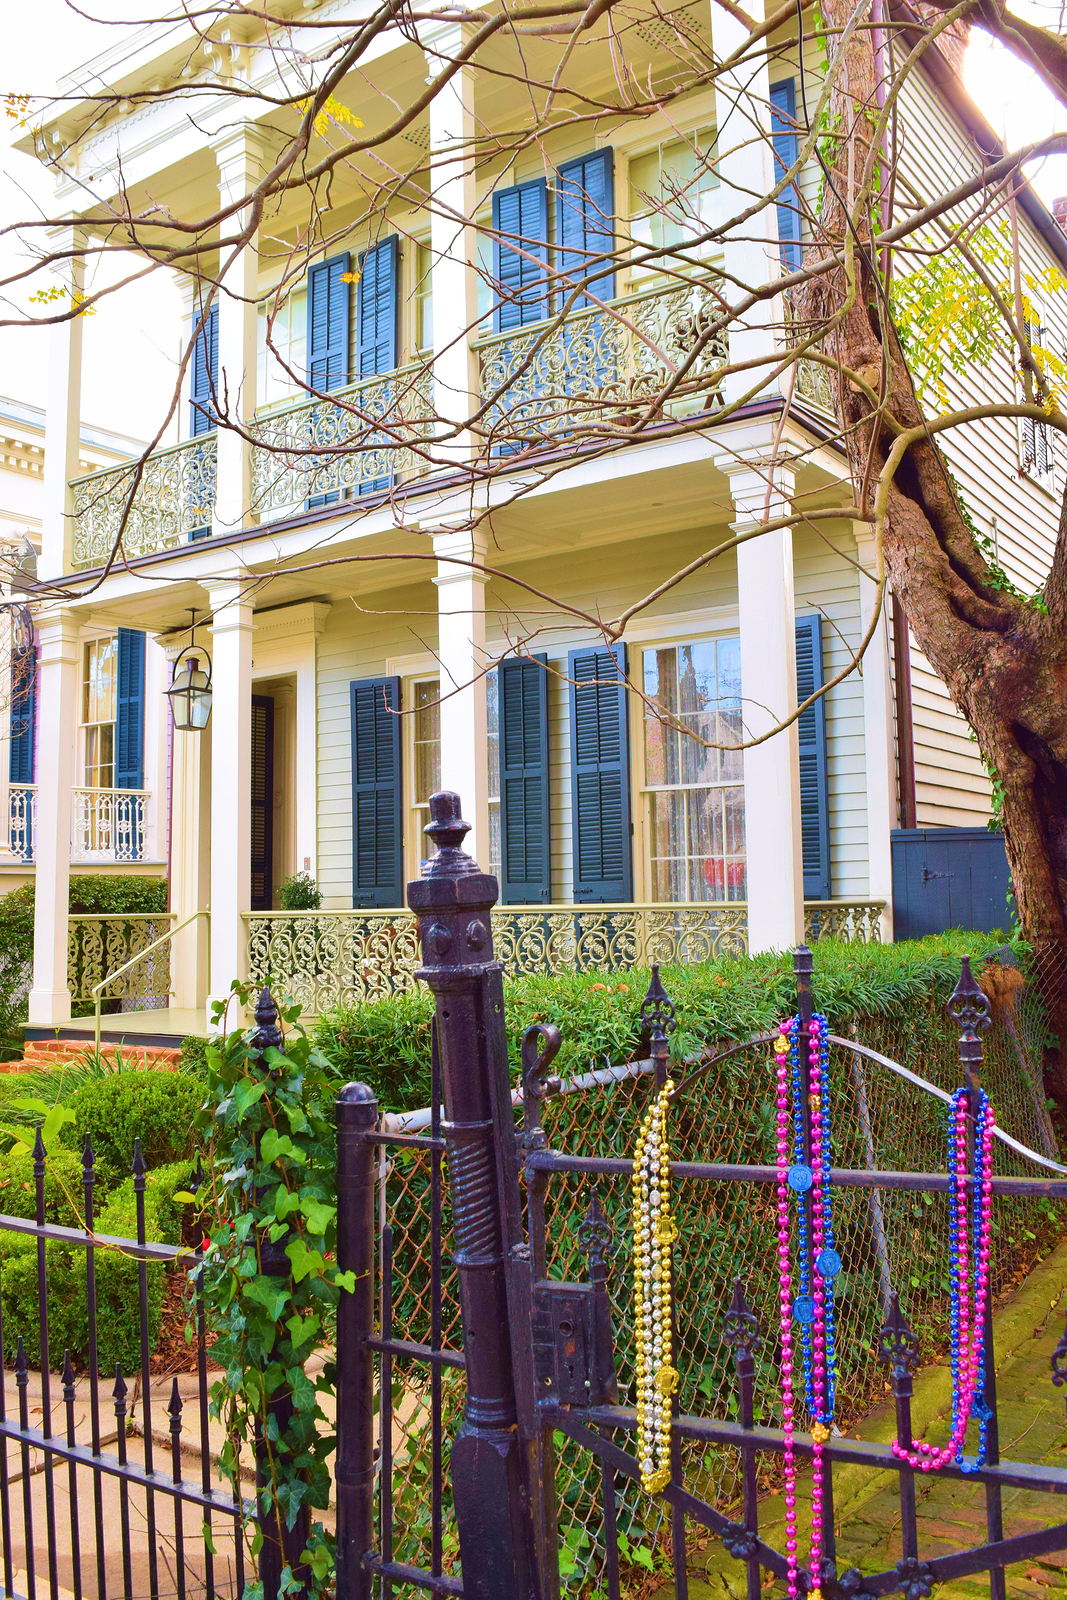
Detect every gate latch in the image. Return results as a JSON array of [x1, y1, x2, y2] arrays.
[[532, 1280, 617, 1407]]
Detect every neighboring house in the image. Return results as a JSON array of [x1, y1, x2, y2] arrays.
[[12, 1, 1065, 1035], [0, 397, 164, 893]]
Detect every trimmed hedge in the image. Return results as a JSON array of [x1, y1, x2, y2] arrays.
[[61, 1071, 204, 1187], [312, 931, 1011, 1112], [0, 1160, 192, 1373]]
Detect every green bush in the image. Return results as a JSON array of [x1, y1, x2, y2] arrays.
[[312, 932, 1010, 1111], [0, 1145, 86, 1225], [277, 871, 322, 910], [179, 1035, 210, 1077], [0, 1160, 193, 1373], [64, 1071, 204, 1186], [68, 877, 168, 915]]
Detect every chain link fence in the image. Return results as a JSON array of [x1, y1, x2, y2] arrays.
[[375, 952, 1064, 1592]]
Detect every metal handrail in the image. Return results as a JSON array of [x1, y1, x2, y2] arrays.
[[91, 908, 209, 1056], [68, 433, 206, 491]]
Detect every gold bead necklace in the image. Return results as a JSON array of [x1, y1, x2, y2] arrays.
[[632, 1077, 678, 1495]]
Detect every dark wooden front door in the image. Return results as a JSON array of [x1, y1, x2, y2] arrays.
[[251, 694, 275, 910]]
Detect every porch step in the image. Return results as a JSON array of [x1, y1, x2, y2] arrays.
[[12, 1037, 181, 1072]]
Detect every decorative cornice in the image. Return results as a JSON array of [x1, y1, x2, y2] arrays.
[[252, 601, 331, 640]]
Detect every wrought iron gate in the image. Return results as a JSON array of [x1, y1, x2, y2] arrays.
[[350, 791, 1067, 1600]]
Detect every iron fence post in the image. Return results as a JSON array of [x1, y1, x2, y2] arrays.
[[251, 988, 310, 1600], [408, 791, 541, 1600], [335, 1081, 378, 1600]]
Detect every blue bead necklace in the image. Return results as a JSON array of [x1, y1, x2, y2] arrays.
[[788, 1013, 837, 1424]]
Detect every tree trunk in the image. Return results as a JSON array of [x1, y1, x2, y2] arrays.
[[800, 0, 1067, 1104]]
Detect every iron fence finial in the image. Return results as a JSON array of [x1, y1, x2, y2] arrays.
[[32, 1125, 45, 1170], [947, 955, 992, 1039], [878, 1291, 921, 1380], [722, 1278, 762, 1362], [422, 790, 480, 879], [641, 964, 677, 1041], [578, 1192, 611, 1270], [252, 987, 283, 1052]]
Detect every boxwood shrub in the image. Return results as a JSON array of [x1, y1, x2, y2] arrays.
[[62, 1071, 204, 1187], [0, 1159, 193, 1374]]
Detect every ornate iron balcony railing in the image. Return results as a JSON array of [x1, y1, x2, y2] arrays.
[[70, 435, 217, 569], [474, 273, 729, 453], [8, 784, 35, 862], [71, 787, 149, 863], [245, 898, 884, 1015], [250, 361, 435, 517], [67, 912, 175, 1002]]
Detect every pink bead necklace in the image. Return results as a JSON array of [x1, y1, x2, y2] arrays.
[[892, 1088, 996, 1472], [775, 1018, 833, 1600]]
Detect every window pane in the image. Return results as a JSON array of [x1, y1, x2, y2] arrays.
[[85, 723, 115, 789], [643, 636, 745, 903], [489, 798, 501, 881], [83, 637, 117, 726], [413, 680, 441, 803]]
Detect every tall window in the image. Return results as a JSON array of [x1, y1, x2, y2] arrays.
[[643, 638, 744, 902], [629, 129, 717, 266], [415, 243, 434, 354], [411, 679, 441, 868], [83, 637, 117, 788], [487, 670, 501, 881]]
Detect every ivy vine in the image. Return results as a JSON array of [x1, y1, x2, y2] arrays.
[[192, 982, 349, 1600]]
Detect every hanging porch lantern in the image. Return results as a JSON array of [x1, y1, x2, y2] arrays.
[[167, 646, 213, 731]]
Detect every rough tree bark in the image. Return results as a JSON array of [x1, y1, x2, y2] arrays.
[[801, 0, 1067, 1101]]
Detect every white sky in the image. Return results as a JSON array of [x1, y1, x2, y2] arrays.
[[1, 0, 1067, 443]]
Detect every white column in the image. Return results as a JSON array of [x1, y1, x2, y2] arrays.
[[856, 528, 895, 940], [206, 576, 254, 1026], [28, 608, 79, 1024], [210, 126, 270, 535], [40, 228, 85, 581], [712, 10, 781, 408], [433, 527, 490, 865], [164, 627, 212, 1012], [422, 20, 480, 464], [721, 459, 804, 953]]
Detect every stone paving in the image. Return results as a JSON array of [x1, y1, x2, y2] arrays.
[[680, 1247, 1067, 1597]]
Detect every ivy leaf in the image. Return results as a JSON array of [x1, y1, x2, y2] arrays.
[[298, 1198, 335, 1236], [244, 1278, 290, 1321], [262, 1130, 305, 1165], [332, 1270, 357, 1294], [286, 1238, 327, 1283], [286, 1313, 320, 1351], [233, 1079, 267, 1118]]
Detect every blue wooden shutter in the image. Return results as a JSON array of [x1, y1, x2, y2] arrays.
[[350, 676, 403, 907], [115, 628, 146, 791], [8, 645, 35, 784], [493, 179, 549, 331], [189, 304, 218, 436], [795, 613, 830, 898], [569, 642, 632, 902], [557, 149, 615, 307], [307, 252, 352, 392], [357, 237, 399, 378], [770, 79, 802, 273], [498, 654, 551, 903]]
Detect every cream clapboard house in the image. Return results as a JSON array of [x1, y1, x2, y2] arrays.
[[12, 0, 1066, 1038], [0, 397, 159, 893]]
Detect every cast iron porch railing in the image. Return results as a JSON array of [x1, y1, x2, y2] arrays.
[[69, 435, 217, 569], [71, 787, 150, 863], [244, 898, 884, 1013], [473, 271, 729, 452], [67, 912, 175, 1004], [7, 784, 35, 862], [249, 361, 435, 517]]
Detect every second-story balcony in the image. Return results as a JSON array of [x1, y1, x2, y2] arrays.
[[70, 435, 217, 569], [475, 271, 729, 451], [66, 272, 732, 568], [7, 785, 150, 865]]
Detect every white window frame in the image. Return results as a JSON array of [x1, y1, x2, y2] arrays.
[[633, 629, 745, 906]]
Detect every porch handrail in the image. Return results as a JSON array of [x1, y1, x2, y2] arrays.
[[91, 909, 209, 1056]]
